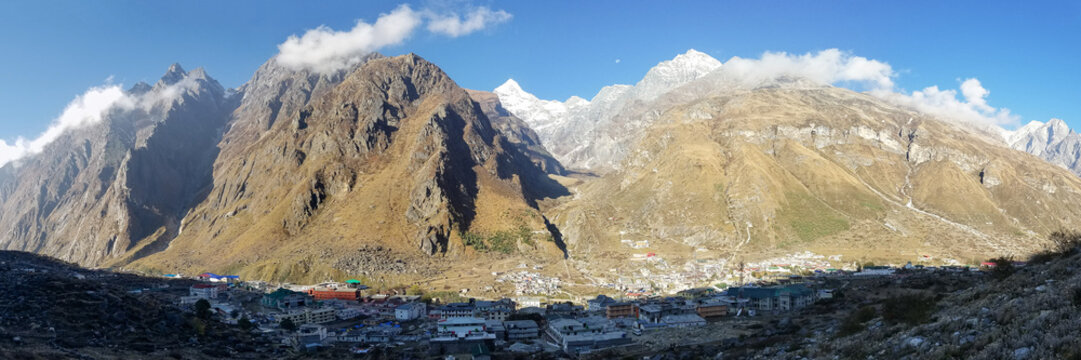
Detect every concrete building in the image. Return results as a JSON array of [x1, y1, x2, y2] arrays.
[[430, 317, 496, 355], [277, 307, 337, 325], [546, 318, 629, 354], [306, 287, 359, 301], [606, 302, 637, 319], [696, 303, 728, 319], [294, 324, 328, 348], [724, 285, 816, 312], [504, 320, 540, 341], [437, 302, 476, 319], [189, 283, 226, 299], [262, 288, 312, 310], [395, 302, 426, 321], [661, 314, 706, 328]]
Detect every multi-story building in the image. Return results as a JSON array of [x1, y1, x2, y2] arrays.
[[429, 317, 496, 355], [189, 283, 226, 299], [394, 302, 426, 321], [723, 285, 816, 312], [262, 288, 313, 310], [306, 287, 359, 301], [277, 307, 337, 325], [605, 302, 637, 319], [546, 318, 629, 354], [504, 320, 540, 341]]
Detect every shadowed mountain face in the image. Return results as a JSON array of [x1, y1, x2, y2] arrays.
[[128, 54, 568, 281], [0, 65, 232, 266]]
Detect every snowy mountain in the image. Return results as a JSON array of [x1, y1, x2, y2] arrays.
[[494, 49, 722, 171], [1006, 118, 1081, 175]]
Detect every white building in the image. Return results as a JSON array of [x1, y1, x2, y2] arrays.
[[394, 302, 426, 321], [336, 307, 362, 320], [432, 317, 495, 340], [189, 283, 223, 299]]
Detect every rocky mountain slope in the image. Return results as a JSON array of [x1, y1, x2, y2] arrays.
[[534, 75, 1081, 282], [495, 49, 721, 171], [465, 89, 565, 175], [127, 54, 568, 282], [0, 250, 278, 360], [0, 64, 232, 267], [1006, 118, 1081, 176]]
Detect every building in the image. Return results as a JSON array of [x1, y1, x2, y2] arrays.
[[306, 287, 360, 301], [336, 307, 362, 320], [724, 285, 816, 312], [277, 307, 337, 325], [395, 302, 426, 321], [485, 320, 506, 340], [696, 303, 728, 319], [430, 317, 496, 355], [262, 288, 313, 310], [661, 314, 706, 328], [855, 266, 896, 276], [605, 302, 637, 319], [294, 324, 328, 348], [587, 295, 616, 313], [504, 320, 540, 341], [546, 318, 629, 354], [437, 303, 476, 319], [189, 283, 226, 299], [546, 302, 584, 317], [474, 299, 515, 321]]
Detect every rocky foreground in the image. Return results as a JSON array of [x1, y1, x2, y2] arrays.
[[710, 238, 1081, 359], [0, 251, 282, 360]]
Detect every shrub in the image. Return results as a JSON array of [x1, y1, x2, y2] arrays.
[[988, 256, 1015, 280], [280, 318, 297, 332], [1029, 251, 1056, 265], [838, 306, 876, 336], [238, 317, 254, 331], [882, 293, 936, 325], [194, 299, 212, 319], [1050, 231, 1081, 256]]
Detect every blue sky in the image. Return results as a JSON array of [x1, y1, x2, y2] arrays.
[[0, 0, 1078, 142]]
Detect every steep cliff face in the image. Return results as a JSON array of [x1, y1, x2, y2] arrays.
[[131, 54, 567, 281], [0, 65, 231, 266], [465, 89, 565, 175]]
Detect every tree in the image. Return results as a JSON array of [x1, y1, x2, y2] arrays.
[[195, 299, 212, 319], [230, 309, 240, 319], [238, 317, 254, 331], [280, 318, 298, 332]]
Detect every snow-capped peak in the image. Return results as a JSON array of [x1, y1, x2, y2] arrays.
[[634, 49, 722, 100]]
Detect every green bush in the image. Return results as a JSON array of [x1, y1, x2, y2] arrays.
[[882, 293, 936, 325], [195, 299, 212, 320]]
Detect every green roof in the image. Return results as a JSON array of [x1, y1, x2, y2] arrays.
[[345, 279, 361, 284], [264, 288, 302, 300]]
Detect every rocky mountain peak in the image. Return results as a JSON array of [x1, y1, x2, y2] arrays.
[[158, 63, 187, 86]]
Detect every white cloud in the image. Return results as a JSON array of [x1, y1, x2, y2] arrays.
[[276, 4, 513, 74], [615, 59, 621, 64], [0, 84, 135, 167], [425, 6, 512, 38], [720, 49, 895, 91], [0, 70, 213, 168], [715, 49, 1019, 128], [876, 79, 1019, 127], [276, 5, 423, 74]]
